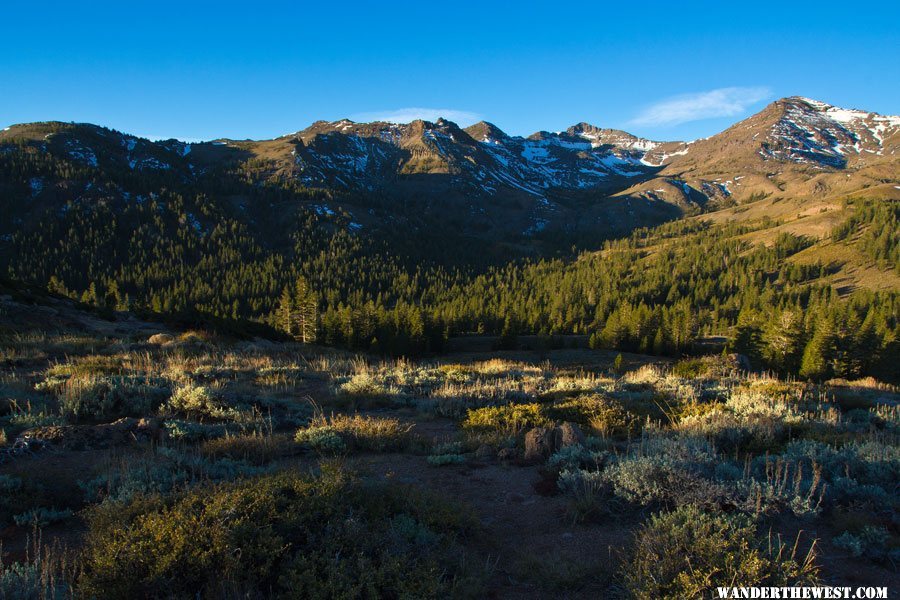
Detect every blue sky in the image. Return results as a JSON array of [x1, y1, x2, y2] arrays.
[[2, 1, 898, 142]]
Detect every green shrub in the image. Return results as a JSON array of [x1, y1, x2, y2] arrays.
[[0, 546, 72, 600], [79, 447, 268, 504], [47, 355, 125, 378], [0, 475, 51, 529], [736, 456, 826, 518], [833, 526, 897, 562], [336, 372, 407, 408], [166, 384, 234, 421], [547, 445, 607, 472], [427, 453, 468, 466], [557, 469, 618, 523], [671, 358, 706, 379], [431, 441, 465, 455], [293, 426, 347, 454], [79, 470, 483, 598], [0, 560, 43, 600], [163, 419, 226, 442], [5, 409, 64, 430], [601, 436, 726, 508], [338, 372, 390, 397], [462, 403, 547, 434], [427, 440, 469, 466], [13, 507, 73, 528], [547, 394, 635, 438], [623, 505, 819, 599], [294, 414, 413, 454]]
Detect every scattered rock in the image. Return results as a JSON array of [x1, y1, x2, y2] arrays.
[[148, 333, 175, 345], [557, 422, 585, 448], [524, 427, 559, 462], [523, 422, 585, 462]]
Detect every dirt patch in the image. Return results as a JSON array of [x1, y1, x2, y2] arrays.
[[351, 446, 633, 598]]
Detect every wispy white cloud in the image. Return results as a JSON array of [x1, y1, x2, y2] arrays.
[[350, 107, 482, 126], [630, 87, 772, 126]]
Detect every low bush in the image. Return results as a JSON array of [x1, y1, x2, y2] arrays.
[[47, 355, 125, 378], [557, 469, 618, 523], [623, 505, 819, 599], [671, 358, 707, 379], [604, 455, 729, 508], [336, 372, 406, 408], [427, 440, 469, 466], [294, 414, 413, 454], [166, 384, 251, 423], [200, 431, 296, 465], [547, 394, 635, 439], [163, 419, 227, 442], [0, 476, 66, 530], [833, 526, 898, 562], [427, 453, 468, 466], [293, 426, 347, 454], [78, 469, 483, 598], [0, 539, 74, 600], [601, 435, 726, 508], [13, 507, 74, 528], [736, 456, 826, 518], [547, 445, 607, 472], [462, 403, 547, 434], [79, 447, 268, 504]]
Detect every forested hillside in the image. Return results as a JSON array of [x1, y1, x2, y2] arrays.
[[1, 111, 898, 381]]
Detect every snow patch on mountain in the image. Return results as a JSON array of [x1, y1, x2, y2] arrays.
[[762, 98, 900, 166]]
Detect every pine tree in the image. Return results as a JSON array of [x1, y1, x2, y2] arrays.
[[497, 316, 518, 350], [292, 276, 317, 343], [762, 309, 804, 374], [799, 317, 836, 381], [276, 286, 294, 336], [47, 276, 69, 297]]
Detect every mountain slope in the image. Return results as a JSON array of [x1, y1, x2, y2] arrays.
[[615, 97, 900, 209], [1, 96, 897, 262], [0, 119, 686, 251]]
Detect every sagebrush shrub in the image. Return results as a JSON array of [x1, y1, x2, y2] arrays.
[[79, 447, 268, 504], [833, 526, 896, 562], [13, 507, 73, 528], [294, 414, 413, 453], [547, 394, 635, 439], [79, 470, 482, 598], [462, 403, 547, 434], [166, 384, 244, 422], [623, 505, 819, 599]]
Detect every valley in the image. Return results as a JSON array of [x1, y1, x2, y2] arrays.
[[0, 95, 898, 598]]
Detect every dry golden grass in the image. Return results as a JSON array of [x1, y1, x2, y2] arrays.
[[200, 431, 295, 464]]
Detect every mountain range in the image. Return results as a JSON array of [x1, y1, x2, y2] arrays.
[[2, 96, 899, 258]]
